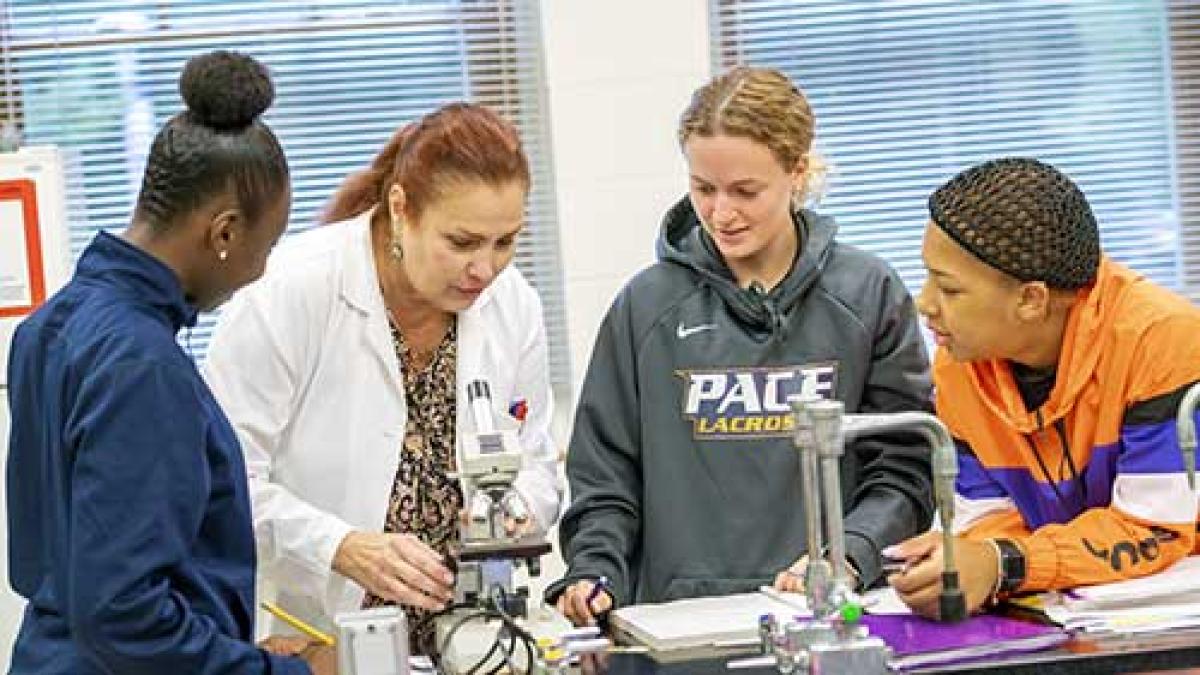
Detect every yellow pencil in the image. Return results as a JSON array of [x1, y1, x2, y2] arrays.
[[260, 602, 336, 646]]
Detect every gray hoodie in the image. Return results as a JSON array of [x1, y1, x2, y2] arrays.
[[549, 197, 934, 607]]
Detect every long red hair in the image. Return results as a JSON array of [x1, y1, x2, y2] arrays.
[[321, 102, 529, 225]]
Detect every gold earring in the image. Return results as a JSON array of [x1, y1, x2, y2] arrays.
[[390, 219, 404, 261], [218, 250, 228, 261]]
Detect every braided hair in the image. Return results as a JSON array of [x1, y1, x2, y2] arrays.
[[133, 50, 289, 230], [929, 157, 1100, 290]]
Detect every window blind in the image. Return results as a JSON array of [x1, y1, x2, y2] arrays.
[[0, 0, 570, 387], [1172, 0, 1200, 302], [712, 0, 1186, 298]]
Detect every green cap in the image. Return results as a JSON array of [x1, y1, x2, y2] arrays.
[[839, 601, 863, 625]]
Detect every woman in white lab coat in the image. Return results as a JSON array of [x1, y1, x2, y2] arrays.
[[203, 102, 561, 648]]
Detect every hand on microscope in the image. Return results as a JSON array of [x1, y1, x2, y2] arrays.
[[556, 577, 613, 627], [884, 531, 999, 619], [259, 636, 338, 675], [332, 531, 455, 611], [772, 553, 860, 593]]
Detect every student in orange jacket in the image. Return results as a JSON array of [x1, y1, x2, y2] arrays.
[[888, 157, 1200, 619]]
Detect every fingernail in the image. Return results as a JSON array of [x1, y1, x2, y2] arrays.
[[882, 544, 901, 557]]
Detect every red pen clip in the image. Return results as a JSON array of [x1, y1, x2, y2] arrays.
[[508, 398, 528, 422]]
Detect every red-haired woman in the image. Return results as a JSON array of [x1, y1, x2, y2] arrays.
[[203, 102, 562, 649]]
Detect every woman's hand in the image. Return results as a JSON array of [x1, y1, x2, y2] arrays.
[[886, 532, 999, 619], [332, 531, 454, 610], [556, 579, 613, 627]]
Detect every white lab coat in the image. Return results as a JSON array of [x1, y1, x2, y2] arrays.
[[203, 211, 562, 628]]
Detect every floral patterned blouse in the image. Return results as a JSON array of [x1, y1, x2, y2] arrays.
[[363, 316, 462, 654]]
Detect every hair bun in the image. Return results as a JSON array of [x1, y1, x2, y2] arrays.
[[179, 50, 274, 130]]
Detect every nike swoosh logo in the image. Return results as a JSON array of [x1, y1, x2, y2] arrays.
[[676, 322, 717, 339]]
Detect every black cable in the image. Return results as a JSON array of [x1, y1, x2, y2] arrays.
[[436, 609, 497, 668], [436, 585, 542, 675], [480, 629, 509, 675], [410, 602, 476, 641], [464, 628, 502, 675], [476, 584, 539, 674], [407, 601, 476, 671], [488, 585, 537, 644], [488, 625, 519, 675], [518, 628, 535, 675]]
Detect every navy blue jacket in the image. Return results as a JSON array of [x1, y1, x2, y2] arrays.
[[6, 232, 307, 674]]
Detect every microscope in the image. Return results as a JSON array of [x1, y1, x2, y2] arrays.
[[761, 397, 965, 675], [451, 379, 552, 611], [433, 380, 552, 672], [1176, 381, 1200, 492]]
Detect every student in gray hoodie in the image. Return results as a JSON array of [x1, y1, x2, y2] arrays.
[[549, 66, 935, 626]]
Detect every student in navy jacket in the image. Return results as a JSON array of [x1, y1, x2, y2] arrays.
[[5, 51, 329, 674]]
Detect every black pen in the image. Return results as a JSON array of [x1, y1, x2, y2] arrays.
[[586, 575, 610, 614], [881, 552, 931, 577]]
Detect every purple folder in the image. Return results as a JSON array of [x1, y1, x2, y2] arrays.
[[861, 613, 1069, 670]]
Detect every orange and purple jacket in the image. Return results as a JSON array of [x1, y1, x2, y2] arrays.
[[935, 257, 1200, 592]]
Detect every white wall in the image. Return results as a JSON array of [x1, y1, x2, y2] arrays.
[[543, 1, 711, 390], [0, 2, 713, 667], [535, 0, 711, 589]]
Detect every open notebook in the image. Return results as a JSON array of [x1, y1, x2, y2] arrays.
[[609, 589, 809, 652], [610, 587, 1067, 668]]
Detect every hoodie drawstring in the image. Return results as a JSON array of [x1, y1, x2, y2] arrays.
[[748, 281, 787, 339], [1053, 418, 1087, 503], [1026, 409, 1087, 514]]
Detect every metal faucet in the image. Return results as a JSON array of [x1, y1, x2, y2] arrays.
[[1177, 382, 1200, 492], [839, 411, 966, 623], [781, 397, 893, 674]]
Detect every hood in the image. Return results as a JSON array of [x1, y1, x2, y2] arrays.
[[963, 256, 1130, 433], [655, 195, 837, 335]]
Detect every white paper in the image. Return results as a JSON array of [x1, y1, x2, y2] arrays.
[[1066, 555, 1200, 610], [861, 586, 913, 615], [0, 199, 33, 309], [610, 589, 810, 651]]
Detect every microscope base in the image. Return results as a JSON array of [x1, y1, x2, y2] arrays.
[[434, 604, 572, 675]]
